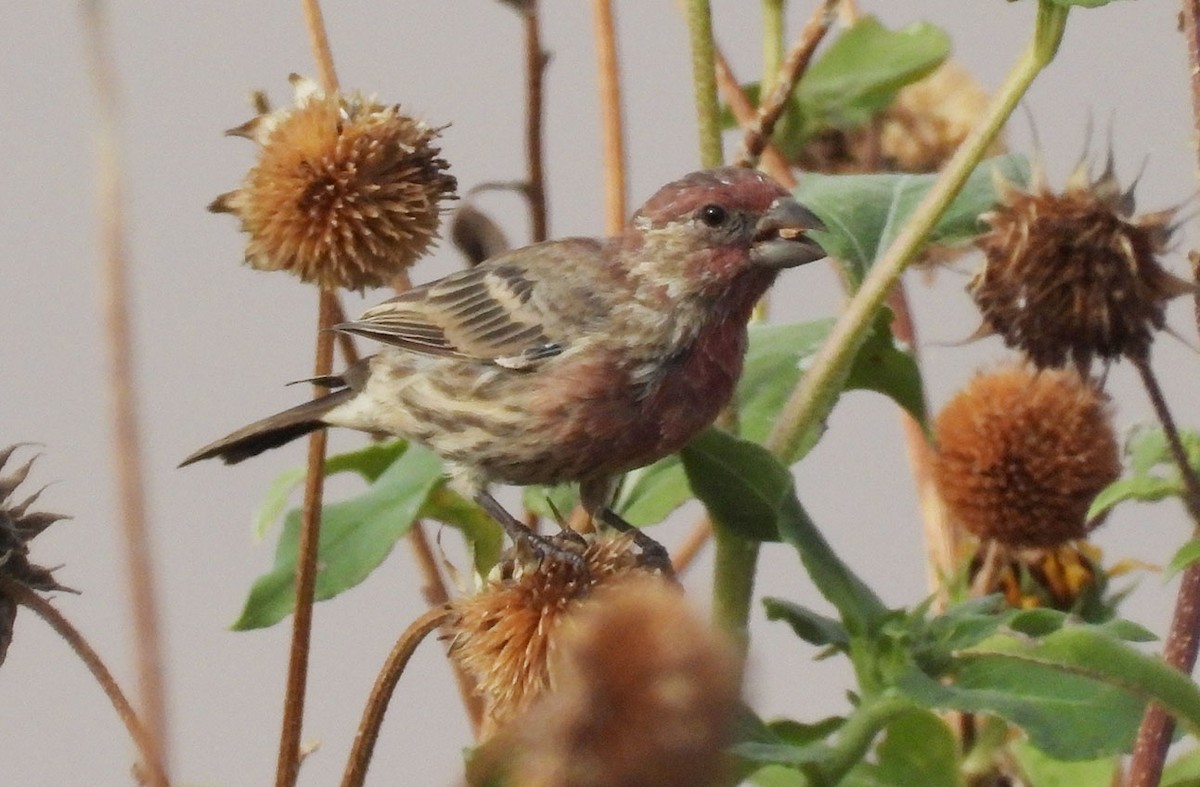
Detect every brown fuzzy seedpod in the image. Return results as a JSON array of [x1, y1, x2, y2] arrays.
[[447, 533, 667, 736], [471, 574, 740, 787], [971, 160, 1190, 370], [0, 446, 71, 666], [933, 366, 1121, 548], [211, 74, 457, 291]]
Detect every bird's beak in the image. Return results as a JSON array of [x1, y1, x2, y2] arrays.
[[750, 197, 827, 269]]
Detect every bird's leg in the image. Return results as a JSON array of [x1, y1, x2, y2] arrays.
[[595, 507, 675, 577], [474, 490, 586, 570], [579, 476, 674, 574]]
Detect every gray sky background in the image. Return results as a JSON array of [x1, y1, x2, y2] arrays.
[[1, 2, 1195, 785]]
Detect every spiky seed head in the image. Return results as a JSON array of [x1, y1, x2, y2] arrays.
[[211, 74, 457, 291], [446, 532, 667, 736], [471, 575, 740, 787], [0, 445, 72, 666], [933, 365, 1120, 548], [971, 159, 1189, 370]]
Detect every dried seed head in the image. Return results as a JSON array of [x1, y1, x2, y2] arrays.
[[447, 532, 666, 735], [797, 61, 999, 175], [472, 575, 740, 787], [971, 158, 1189, 370], [933, 365, 1120, 548], [211, 74, 457, 291], [0, 445, 72, 666]]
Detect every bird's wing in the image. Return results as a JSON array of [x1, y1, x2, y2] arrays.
[[335, 239, 606, 368]]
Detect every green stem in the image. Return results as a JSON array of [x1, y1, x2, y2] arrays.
[[686, 0, 723, 168], [763, 0, 1068, 461], [762, 0, 785, 92], [712, 524, 759, 653], [817, 693, 912, 785]]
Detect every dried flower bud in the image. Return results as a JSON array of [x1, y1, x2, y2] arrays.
[[971, 158, 1190, 370], [0, 445, 72, 666], [447, 532, 666, 735], [933, 365, 1120, 548], [471, 575, 740, 787], [211, 74, 457, 291], [797, 61, 1000, 175]]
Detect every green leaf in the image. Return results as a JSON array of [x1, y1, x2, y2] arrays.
[[681, 428, 797, 543], [764, 597, 850, 649], [682, 429, 889, 633], [251, 440, 409, 538], [841, 709, 960, 787], [1089, 425, 1200, 519], [845, 310, 926, 427], [798, 17, 950, 130], [900, 624, 1200, 759], [252, 466, 306, 540], [1011, 739, 1120, 787], [1163, 746, 1200, 787], [233, 444, 444, 630], [1168, 538, 1200, 582], [616, 456, 692, 526], [796, 154, 1029, 285], [747, 765, 810, 787], [521, 483, 578, 524], [739, 313, 925, 464], [420, 485, 503, 575]]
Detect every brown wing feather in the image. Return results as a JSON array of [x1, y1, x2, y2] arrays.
[[335, 239, 607, 365]]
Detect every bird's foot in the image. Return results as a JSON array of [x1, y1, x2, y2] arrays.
[[597, 508, 675, 577]]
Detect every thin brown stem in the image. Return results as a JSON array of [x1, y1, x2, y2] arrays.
[[80, 3, 170, 783], [301, 0, 339, 92], [405, 522, 484, 735], [735, 0, 838, 168], [523, 1, 549, 242], [277, 291, 339, 787], [713, 49, 794, 183], [886, 285, 956, 603], [1128, 353, 1200, 786], [1133, 355, 1200, 522], [275, 5, 341, 785], [592, 0, 627, 234], [1, 578, 169, 786], [341, 606, 450, 787]]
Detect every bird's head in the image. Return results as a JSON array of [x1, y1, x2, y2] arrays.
[[622, 167, 826, 310]]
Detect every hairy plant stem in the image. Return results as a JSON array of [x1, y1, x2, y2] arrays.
[[736, 0, 838, 168], [523, 1, 549, 242], [764, 0, 1068, 461], [341, 606, 449, 787], [1, 578, 169, 785], [816, 693, 911, 784], [685, 0, 723, 168], [1127, 353, 1200, 787], [80, 3, 170, 783], [711, 524, 758, 654], [761, 0, 785, 91], [1127, 11, 1200, 779], [592, 0, 627, 234], [276, 3, 340, 785]]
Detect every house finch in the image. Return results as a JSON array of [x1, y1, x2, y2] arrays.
[[182, 167, 826, 566]]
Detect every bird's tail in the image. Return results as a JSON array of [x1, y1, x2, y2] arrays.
[[179, 388, 357, 467]]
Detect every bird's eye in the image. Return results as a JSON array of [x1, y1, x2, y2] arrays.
[[698, 204, 728, 228]]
